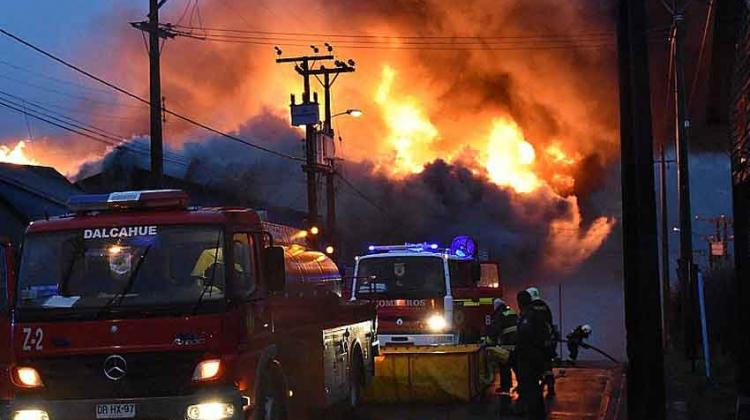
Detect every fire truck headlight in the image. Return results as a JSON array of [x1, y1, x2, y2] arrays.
[[192, 359, 222, 382], [426, 314, 448, 332], [186, 402, 235, 420], [12, 410, 50, 420], [12, 367, 44, 388]]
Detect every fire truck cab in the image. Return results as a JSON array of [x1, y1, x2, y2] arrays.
[[350, 237, 503, 347], [8, 190, 376, 420]]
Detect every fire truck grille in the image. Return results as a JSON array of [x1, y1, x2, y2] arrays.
[[30, 351, 203, 399]]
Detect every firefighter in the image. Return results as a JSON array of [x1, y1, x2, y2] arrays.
[[526, 287, 557, 397], [516, 289, 548, 420], [485, 298, 518, 412]]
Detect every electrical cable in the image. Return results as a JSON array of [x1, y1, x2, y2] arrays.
[[0, 28, 304, 163], [688, 0, 716, 111], [0, 96, 189, 167], [335, 172, 388, 214]]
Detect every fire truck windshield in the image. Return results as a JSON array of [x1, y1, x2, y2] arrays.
[[17, 226, 226, 318], [355, 256, 446, 298]]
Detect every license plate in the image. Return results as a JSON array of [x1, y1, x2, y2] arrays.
[[96, 403, 136, 419]]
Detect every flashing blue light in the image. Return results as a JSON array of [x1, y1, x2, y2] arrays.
[[368, 245, 376, 252], [450, 236, 476, 258], [429, 243, 439, 250]]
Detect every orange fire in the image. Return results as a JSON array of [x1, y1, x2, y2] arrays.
[[371, 66, 615, 266], [0, 141, 39, 166], [374, 66, 440, 175]]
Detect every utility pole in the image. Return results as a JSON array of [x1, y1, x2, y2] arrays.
[[276, 49, 355, 253], [131, 0, 172, 188], [318, 61, 355, 256], [275, 52, 335, 241], [659, 144, 672, 347], [672, 8, 699, 365], [618, 0, 666, 418]]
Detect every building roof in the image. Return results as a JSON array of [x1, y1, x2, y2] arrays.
[[0, 162, 81, 222]]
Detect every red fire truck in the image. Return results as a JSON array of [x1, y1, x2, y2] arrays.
[[7, 190, 376, 420], [350, 237, 503, 346], [1, 236, 14, 419]]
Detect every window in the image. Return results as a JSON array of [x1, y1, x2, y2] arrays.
[[479, 263, 500, 288], [356, 256, 446, 298], [17, 226, 226, 315], [232, 233, 256, 296], [448, 260, 478, 288]]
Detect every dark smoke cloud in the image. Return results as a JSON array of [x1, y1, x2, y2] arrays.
[[76, 112, 615, 282]]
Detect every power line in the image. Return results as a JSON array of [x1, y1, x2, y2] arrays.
[[174, 32, 620, 51], [0, 95, 190, 167], [687, 0, 716, 111], [0, 72, 145, 109], [172, 24, 619, 40], [172, 26, 619, 44], [336, 172, 388, 214], [0, 59, 115, 95], [0, 27, 304, 163]]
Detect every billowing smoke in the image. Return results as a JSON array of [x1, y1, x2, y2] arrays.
[[75, 111, 616, 281], [65, 0, 619, 185]]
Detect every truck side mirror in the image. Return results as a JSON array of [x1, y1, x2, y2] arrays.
[[263, 246, 286, 293], [471, 261, 481, 283], [0, 238, 12, 311]]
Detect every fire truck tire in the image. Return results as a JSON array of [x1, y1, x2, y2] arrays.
[[254, 360, 288, 420], [349, 346, 365, 410]]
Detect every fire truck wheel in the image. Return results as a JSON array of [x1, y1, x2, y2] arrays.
[[255, 360, 288, 420], [349, 347, 365, 410]]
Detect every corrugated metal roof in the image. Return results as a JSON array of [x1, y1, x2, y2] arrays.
[[0, 162, 81, 221]]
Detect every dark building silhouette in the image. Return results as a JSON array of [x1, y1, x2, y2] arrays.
[[0, 162, 81, 244]]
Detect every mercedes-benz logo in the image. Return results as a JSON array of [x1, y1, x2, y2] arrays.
[[103, 355, 127, 381], [396, 318, 404, 326]]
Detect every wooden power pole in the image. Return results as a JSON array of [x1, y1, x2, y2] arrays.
[[276, 50, 355, 253], [131, 0, 172, 188], [618, 0, 666, 418]]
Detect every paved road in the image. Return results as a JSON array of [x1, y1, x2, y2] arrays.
[[356, 362, 625, 420]]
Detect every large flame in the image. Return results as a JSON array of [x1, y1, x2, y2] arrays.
[[0, 141, 40, 166], [374, 66, 440, 175], [372, 66, 615, 267], [482, 119, 541, 193]]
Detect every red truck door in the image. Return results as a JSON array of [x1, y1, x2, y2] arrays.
[[0, 239, 13, 406]]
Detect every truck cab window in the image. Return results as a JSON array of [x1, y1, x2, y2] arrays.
[[449, 260, 476, 289], [479, 263, 500, 288], [232, 233, 256, 296]]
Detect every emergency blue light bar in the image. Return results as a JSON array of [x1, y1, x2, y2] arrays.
[[367, 236, 478, 258], [68, 190, 189, 212], [367, 242, 440, 253]]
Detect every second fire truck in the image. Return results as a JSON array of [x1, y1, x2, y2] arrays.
[[350, 237, 503, 346]]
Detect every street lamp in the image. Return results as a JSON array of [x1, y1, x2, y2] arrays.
[[331, 108, 363, 119]]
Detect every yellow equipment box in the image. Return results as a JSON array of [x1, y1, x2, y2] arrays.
[[362, 344, 487, 403]]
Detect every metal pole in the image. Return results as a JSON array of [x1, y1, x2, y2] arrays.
[[697, 271, 711, 379], [618, 0, 666, 417], [558, 283, 563, 360], [674, 12, 698, 363], [302, 59, 319, 235], [659, 144, 671, 347], [148, 0, 164, 188], [323, 73, 336, 255]]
